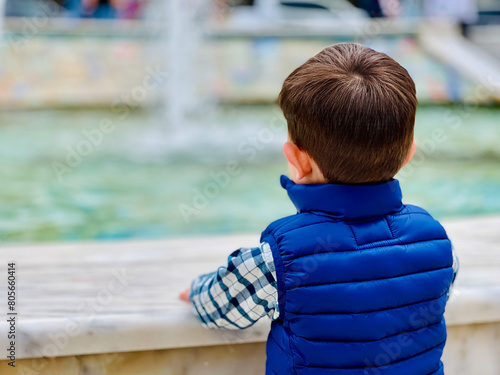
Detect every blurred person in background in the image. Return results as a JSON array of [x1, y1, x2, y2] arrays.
[[68, 0, 144, 19], [348, 0, 384, 17], [423, 0, 478, 37], [79, 0, 115, 18], [349, 0, 407, 18]]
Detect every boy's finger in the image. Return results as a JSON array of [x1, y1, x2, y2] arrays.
[[179, 289, 190, 302]]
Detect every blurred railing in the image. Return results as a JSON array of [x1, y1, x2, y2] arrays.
[[0, 16, 498, 109]]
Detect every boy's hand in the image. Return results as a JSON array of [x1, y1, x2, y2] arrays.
[[179, 289, 190, 302]]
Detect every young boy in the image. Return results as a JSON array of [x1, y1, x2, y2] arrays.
[[181, 43, 458, 375]]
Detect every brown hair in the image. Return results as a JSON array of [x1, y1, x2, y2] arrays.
[[278, 43, 417, 184]]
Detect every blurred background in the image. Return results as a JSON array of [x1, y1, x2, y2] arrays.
[[0, 0, 499, 243]]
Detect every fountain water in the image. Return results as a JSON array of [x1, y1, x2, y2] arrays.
[[165, 0, 206, 130], [133, 0, 219, 160]]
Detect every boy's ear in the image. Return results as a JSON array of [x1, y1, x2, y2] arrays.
[[403, 139, 417, 167], [283, 141, 312, 180]]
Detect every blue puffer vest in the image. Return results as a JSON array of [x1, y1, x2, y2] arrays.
[[261, 176, 454, 375]]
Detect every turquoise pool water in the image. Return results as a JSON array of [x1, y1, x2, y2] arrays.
[[0, 105, 499, 243]]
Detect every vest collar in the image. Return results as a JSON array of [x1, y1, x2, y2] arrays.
[[281, 175, 403, 220]]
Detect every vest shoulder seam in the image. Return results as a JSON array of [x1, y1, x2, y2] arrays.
[[391, 211, 434, 218], [272, 219, 342, 237], [289, 237, 450, 261], [264, 214, 300, 235], [384, 216, 396, 239], [348, 224, 359, 247], [267, 210, 437, 236]]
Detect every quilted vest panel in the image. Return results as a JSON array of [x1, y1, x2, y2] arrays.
[[262, 176, 454, 375]]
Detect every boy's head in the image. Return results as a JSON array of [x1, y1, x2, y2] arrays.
[[279, 43, 417, 185]]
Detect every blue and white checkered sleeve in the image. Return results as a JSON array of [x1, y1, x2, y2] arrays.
[[189, 242, 279, 330]]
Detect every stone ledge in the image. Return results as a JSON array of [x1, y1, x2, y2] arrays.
[[0, 216, 498, 360]]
